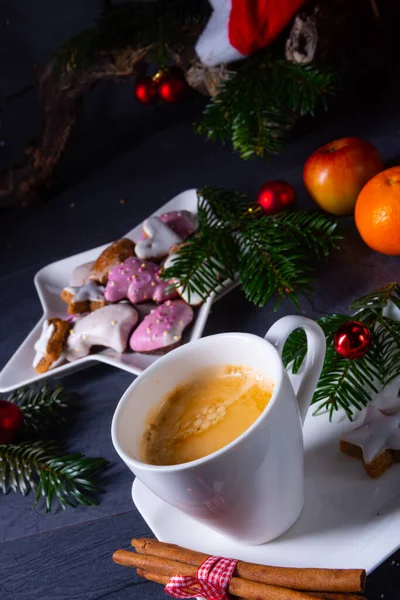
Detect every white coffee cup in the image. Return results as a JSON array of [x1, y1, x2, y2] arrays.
[[111, 316, 325, 544]]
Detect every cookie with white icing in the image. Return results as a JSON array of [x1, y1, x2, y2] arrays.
[[89, 238, 135, 285], [129, 300, 193, 354], [162, 252, 204, 306], [340, 405, 400, 478], [61, 280, 107, 314], [104, 257, 177, 305], [70, 261, 94, 287], [139, 210, 198, 241], [33, 318, 70, 373], [65, 304, 139, 361], [135, 217, 182, 261]]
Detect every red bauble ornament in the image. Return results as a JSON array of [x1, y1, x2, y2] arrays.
[[0, 400, 24, 445], [134, 77, 158, 105], [157, 73, 187, 103], [333, 321, 372, 360], [257, 180, 296, 215]]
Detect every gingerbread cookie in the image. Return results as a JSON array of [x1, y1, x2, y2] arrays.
[[340, 406, 400, 478], [140, 210, 197, 241], [69, 261, 94, 287], [89, 238, 135, 285], [33, 318, 70, 373], [65, 304, 139, 361], [61, 280, 107, 314], [104, 257, 177, 305], [129, 300, 193, 353], [135, 217, 182, 261]]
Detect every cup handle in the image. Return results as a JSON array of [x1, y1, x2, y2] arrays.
[[265, 316, 326, 424]]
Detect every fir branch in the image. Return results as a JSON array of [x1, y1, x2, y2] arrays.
[[375, 317, 400, 387], [283, 283, 400, 420], [0, 440, 108, 512], [165, 226, 239, 302], [8, 384, 72, 438], [282, 314, 349, 374], [197, 53, 337, 160], [349, 282, 400, 323], [162, 186, 340, 307], [312, 349, 380, 421]]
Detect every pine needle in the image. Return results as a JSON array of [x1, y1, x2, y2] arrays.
[[0, 440, 108, 512], [282, 283, 400, 421], [197, 53, 338, 160], [8, 384, 72, 438], [162, 186, 340, 307]]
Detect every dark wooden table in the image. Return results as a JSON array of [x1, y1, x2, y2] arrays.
[[1, 103, 399, 600]]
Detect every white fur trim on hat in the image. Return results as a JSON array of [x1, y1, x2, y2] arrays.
[[195, 0, 245, 67]]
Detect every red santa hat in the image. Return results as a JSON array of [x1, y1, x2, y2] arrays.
[[196, 0, 307, 66]]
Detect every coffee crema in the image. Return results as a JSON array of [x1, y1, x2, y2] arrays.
[[140, 365, 274, 466]]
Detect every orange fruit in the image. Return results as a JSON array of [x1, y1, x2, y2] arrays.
[[355, 166, 400, 255]]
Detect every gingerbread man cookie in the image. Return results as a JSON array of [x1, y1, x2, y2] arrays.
[[340, 405, 400, 478], [89, 238, 135, 285], [129, 299, 193, 353], [65, 304, 139, 361], [104, 257, 177, 305], [135, 217, 182, 261], [61, 280, 107, 314], [33, 318, 70, 373]]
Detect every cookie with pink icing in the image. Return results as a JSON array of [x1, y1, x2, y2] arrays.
[[129, 300, 193, 353], [139, 210, 197, 242], [104, 257, 178, 305], [65, 304, 139, 362]]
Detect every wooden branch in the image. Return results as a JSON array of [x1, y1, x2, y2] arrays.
[[0, 47, 151, 208]]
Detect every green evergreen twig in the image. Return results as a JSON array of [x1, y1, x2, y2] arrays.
[[282, 283, 400, 421], [196, 54, 338, 160], [8, 384, 71, 438], [162, 186, 341, 308], [0, 441, 108, 512]]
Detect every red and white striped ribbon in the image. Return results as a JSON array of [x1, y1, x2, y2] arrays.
[[164, 555, 238, 600]]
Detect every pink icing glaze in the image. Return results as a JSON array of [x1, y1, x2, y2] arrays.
[[139, 210, 197, 241], [104, 257, 178, 304], [129, 300, 193, 353]]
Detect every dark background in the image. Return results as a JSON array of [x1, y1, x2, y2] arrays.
[[1, 2, 400, 599]]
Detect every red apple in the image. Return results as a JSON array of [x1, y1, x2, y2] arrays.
[[303, 137, 383, 215]]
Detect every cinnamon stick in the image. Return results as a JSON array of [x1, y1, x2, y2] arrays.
[[113, 550, 326, 600], [131, 538, 365, 593], [135, 568, 365, 600]]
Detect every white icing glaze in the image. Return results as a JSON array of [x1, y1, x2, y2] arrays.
[[64, 280, 105, 303], [33, 321, 55, 368], [135, 216, 182, 259], [163, 253, 204, 306], [70, 261, 95, 286], [341, 405, 400, 463], [65, 304, 138, 361]]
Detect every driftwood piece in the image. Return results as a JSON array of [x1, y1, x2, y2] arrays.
[[0, 48, 151, 208]]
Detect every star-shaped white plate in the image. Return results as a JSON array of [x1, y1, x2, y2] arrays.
[[0, 189, 235, 393]]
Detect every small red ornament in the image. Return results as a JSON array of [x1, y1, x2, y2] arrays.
[[333, 320, 372, 360], [257, 180, 296, 215], [0, 400, 24, 445], [157, 73, 187, 104], [134, 77, 158, 105]]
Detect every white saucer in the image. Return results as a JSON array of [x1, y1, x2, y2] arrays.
[[132, 405, 400, 573]]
